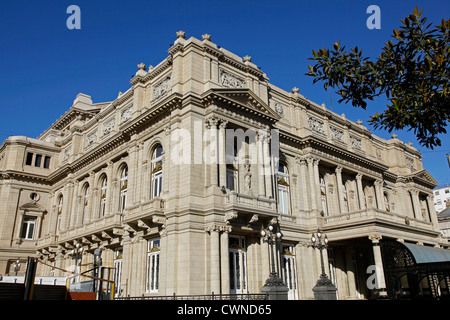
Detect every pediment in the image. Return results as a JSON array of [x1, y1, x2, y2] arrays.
[[202, 88, 280, 123], [406, 169, 438, 188], [19, 201, 47, 213]]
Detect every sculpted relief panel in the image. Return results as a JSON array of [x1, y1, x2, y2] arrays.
[[220, 69, 245, 89]]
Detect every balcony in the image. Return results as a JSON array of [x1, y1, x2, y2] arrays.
[[321, 208, 434, 231]]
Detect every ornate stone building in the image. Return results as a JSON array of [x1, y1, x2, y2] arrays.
[[0, 31, 448, 299]]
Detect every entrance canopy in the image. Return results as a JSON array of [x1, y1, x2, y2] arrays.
[[401, 242, 450, 264]]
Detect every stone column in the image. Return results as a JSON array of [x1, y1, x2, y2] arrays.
[[369, 234, 387, 297], [86, 172, 95, 223], [307, 157, 317, 211], [128, 143, 138, 205], [135, 142, 144, 204], [410, 190, 421, 219], [208, 225, 221, 294], [209, 118, 219, 187], [219, 120, 228, 189], [121, 232, 132, 297], [260, 237, 270, 281], [297, 157, 310, 211], [335, 166, 345, 213], [158, 225, 168, 294], [427, 195, 439, 230], [61, 181, 72, 231], [70, 181, 79, 228], [263, 133, 273, 198], [345, 247, 357, 298], [105, 161, 114, 216], [374, 179, 384, 210], [220, 226, 231, 294], [257, 133, 265, 197], [313, 158, 322, 211], [356, 173, 366, 210]]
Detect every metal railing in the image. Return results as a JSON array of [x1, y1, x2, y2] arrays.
[[116, 292, 268, 300]]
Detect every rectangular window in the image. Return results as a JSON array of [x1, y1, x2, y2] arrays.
[[113, 248, 123, 297], [34, 154, 42, 167], [146, 239, 160, 292], [229, 236, 247, 294], [43, 156, 51, 169], [21, 217, 36, 240], [25, 152, 33, 166]]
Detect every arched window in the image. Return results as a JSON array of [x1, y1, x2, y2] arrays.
[[119, 166, 128, 212], [151, 145, 163, 198], [277, 162, 291, 215], [320, 174, 328, 216], [99, 176, 107, 218], [82, 184, 90, 224], [56, 195, 63, 234]]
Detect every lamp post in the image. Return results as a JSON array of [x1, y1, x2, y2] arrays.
[[93, 248, 103, 296], [260, 223, 288, 300], [310, 229, 337, 300], [71, 243, 83, 283]]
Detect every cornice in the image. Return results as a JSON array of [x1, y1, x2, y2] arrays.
[[131, 56, 173, 85], [284, 134, 389, 174], [45, 107, 98, 133]]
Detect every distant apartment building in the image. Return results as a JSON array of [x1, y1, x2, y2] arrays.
[[434, 184, 450, 213]]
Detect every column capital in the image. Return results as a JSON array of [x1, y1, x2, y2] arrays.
[[369, 233, 382, 244], [219, 119, 228, 130], [356, 173, 363, 180], [295, 155, 307, 166], [374, 179, 384, 186], [335, 166, 343, 174]]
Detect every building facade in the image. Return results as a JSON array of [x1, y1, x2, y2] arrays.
[[0, 32, 448, 299]]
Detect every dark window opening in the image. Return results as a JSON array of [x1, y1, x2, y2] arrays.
[[25, 153, 33, 166], [43, 156, 51, 169], [34, 154, 42, 167]]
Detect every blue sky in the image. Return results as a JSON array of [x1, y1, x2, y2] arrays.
[[0, 0, 449, 185]]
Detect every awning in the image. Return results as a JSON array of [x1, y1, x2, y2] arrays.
[[401, 242, 450, 264]]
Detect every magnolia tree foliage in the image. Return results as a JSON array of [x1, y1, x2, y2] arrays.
[[306, 8, 449, 149]]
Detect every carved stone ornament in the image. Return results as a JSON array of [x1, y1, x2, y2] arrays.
[[219, 69, 245, 89], [406, 156, 416, 172], [63, 148, 70, 161], [350, 135, 362, 150], [153, 76, 171, 100], [120, 106, 133, 124], [86, 131, 97, 148], [273, 102, 285, 118], [102, 118, 115, 136], [308, 116, 324, 134], [329, 126, 344, 142]]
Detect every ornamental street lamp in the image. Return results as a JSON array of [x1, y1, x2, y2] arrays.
[[70, 243, 83, 283], [310, 229, 337, 300], [260, 223, 289, 300]]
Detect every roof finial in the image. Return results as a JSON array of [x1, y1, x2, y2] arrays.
[[176, 30, 186, 39]]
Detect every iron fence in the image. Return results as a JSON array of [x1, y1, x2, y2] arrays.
[[116, 292, 268, 300]]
